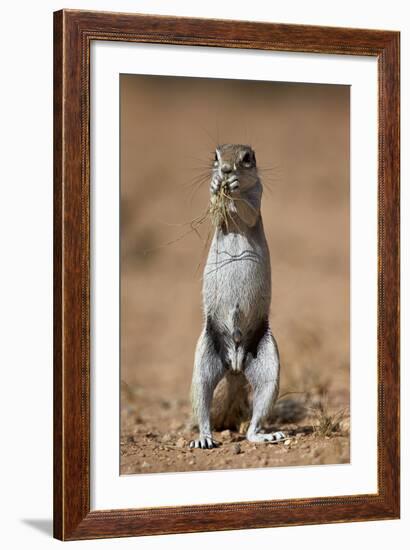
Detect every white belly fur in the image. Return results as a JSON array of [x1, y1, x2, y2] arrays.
[[203, 222, 271, 336]]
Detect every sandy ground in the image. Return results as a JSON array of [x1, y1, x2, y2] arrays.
[[120, 75, 350, 475], [120, 387, 350, 474]]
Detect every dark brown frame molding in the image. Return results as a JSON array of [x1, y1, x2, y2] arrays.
[[54, 9, 400, 540]]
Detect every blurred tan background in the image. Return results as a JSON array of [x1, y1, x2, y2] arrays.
[[120, 74, 350, 474]]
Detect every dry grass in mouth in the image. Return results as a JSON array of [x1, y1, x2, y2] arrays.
[[209, 181, 232, 228]]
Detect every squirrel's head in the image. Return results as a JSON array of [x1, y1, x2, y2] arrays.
[[213, 144, 259, 193]]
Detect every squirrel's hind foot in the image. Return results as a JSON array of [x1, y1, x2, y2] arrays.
[[247, 430, 285, 444], [189, 436, 219, 449]]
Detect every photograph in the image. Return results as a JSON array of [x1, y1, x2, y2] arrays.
[[120, 73, 351, 475]]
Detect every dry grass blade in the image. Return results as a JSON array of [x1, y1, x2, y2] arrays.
[[209, 182, 248, 231], [209, 183, 232, 228], [311, 401, 347, 437]]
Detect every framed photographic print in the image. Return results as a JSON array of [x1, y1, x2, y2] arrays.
[[53, 9, 400, 540]]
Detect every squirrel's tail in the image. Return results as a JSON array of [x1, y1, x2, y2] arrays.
[[211, 372, 250, 432]]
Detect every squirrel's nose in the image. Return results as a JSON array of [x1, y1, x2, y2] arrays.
[[221, 163, 232, 174]]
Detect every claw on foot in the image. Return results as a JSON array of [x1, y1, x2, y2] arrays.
[[189, 437, 219, 449]]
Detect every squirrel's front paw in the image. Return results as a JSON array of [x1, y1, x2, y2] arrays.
[[189, 436, 219, 449], [226, 174, 239, 193], [210, 174, 223, 195]]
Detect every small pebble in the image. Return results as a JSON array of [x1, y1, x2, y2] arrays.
[[232, 443, 241, 455], [176, 437, 186, 448], [284, 439, 292, 446]]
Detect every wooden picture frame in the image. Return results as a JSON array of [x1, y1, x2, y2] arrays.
[[53, 9, 400, 540]]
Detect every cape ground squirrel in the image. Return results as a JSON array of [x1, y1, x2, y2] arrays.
[[190, 144, 284, 449]]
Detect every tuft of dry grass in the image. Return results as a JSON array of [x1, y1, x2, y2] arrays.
[[311, 400, 347, 437], [209, 180, 238, 229], [209, 184, 229, 227]]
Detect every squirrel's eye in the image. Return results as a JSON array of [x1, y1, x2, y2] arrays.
[[242, 152, 252, 165]]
